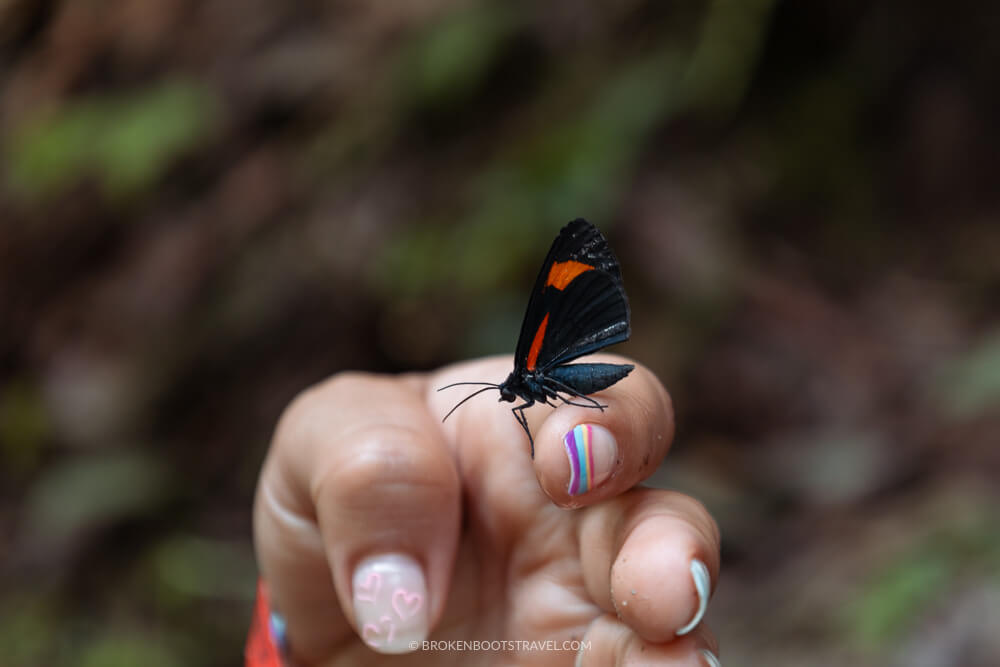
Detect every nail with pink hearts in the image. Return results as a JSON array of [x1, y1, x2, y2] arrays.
[[352, 553, 428, 654]]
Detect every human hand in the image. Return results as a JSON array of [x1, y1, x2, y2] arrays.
[[253, 356, 721, 666]]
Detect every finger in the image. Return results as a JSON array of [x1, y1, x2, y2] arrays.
[[254, 372, 460, 661], [576, 488, 721, 643], [577, 614, 720, 666], [428, 355, 674, 507], [532, 356, 674, 507]]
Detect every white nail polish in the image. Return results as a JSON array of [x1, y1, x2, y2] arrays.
[[699, 648, 722, 667], [676, 558, 710, 636], [352, 553, 428, 654]]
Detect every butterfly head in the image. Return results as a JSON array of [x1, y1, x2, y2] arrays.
[[498, 382, 517, 403], [497, 368, 531, 403]]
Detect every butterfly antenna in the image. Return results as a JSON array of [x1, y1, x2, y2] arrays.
[[441, 385, 499, 423], [437, 381, 500, 391]]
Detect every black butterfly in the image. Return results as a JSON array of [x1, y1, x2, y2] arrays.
[[440, 218, 633, 456]]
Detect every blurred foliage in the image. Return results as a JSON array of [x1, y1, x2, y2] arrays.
[[937, 329, 1000, 419], [846, 510, 1000, 646], [78, 634, 185, 667], [0, 379, 48, 476], [682, 0, 778, 114], [5, 79, 217, 200], [401, 3, 520, 109], [151, 536, 257, 603], [26, 451, 169, 546], [1, 0, 998, 666], [0, 594, 58, 667], [378, 49, 688, 296]]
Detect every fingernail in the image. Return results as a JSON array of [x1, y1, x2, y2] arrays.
[[699, 648, 722, 667], [676, 558, 710, 636], [564, 424, 617, 495], [352, 553, 428, 654], [269, 610, 288, 654]]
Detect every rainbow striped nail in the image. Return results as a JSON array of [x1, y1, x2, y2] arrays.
[[564, 424, 597, 495]]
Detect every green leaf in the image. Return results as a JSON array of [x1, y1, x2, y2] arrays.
[[152, 535, 257, 601], [5, 79, 218, 200], [401, 4, 518, 107], [846, 551, 950, 645], [25, 451, 170, 542]]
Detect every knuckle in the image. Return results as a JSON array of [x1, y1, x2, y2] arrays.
[[671, 493, 720, 551], [273, 371, 378, 445], [631, 490, 720, 555], [312, 425, 454, 510], [320, 370, 374, 395]]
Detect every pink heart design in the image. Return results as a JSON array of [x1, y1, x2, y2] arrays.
[[355, 571, 381, 604], [361, 615, 395, 647], [392, 588, 423, 620], [361, 623, 381, 646]]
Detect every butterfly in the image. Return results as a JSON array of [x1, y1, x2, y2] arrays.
[[439, 218, 633, 456]]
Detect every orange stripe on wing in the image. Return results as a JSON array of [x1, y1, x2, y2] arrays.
[[546, 260, 594, 290], [526, 313, 549, 370]]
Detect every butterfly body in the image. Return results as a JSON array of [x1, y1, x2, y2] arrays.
[[441, 219, 633, 456], [498, 363, 634, 406]]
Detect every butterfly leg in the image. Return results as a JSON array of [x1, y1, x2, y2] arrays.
[[511, 401, 535, 457], [545, 377, 608, 411], [558, 396, 608, 410]]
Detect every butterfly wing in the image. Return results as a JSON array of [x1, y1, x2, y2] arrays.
[[514, 219, 630, 372]]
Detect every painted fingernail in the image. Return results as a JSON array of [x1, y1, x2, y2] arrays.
[[269, 609, 288, 654], [699, 648, 722, 667], [676, 558, 710, 636], [352, 553, 428, 654], [564, 424, 617, 495]]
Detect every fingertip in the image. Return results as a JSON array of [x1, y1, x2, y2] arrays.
[[609, 516, 715, 642], [316, 426, 461, 634], [532, 362, 674, 505], [266, 372, 463, 658]]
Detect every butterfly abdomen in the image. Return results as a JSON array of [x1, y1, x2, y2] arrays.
[[546, 362, 634, 396]]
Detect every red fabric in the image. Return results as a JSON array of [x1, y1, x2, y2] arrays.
[[246, 579, 283, 667]]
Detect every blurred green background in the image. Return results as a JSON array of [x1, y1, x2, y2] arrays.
[[2, 1, 999, 665]]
